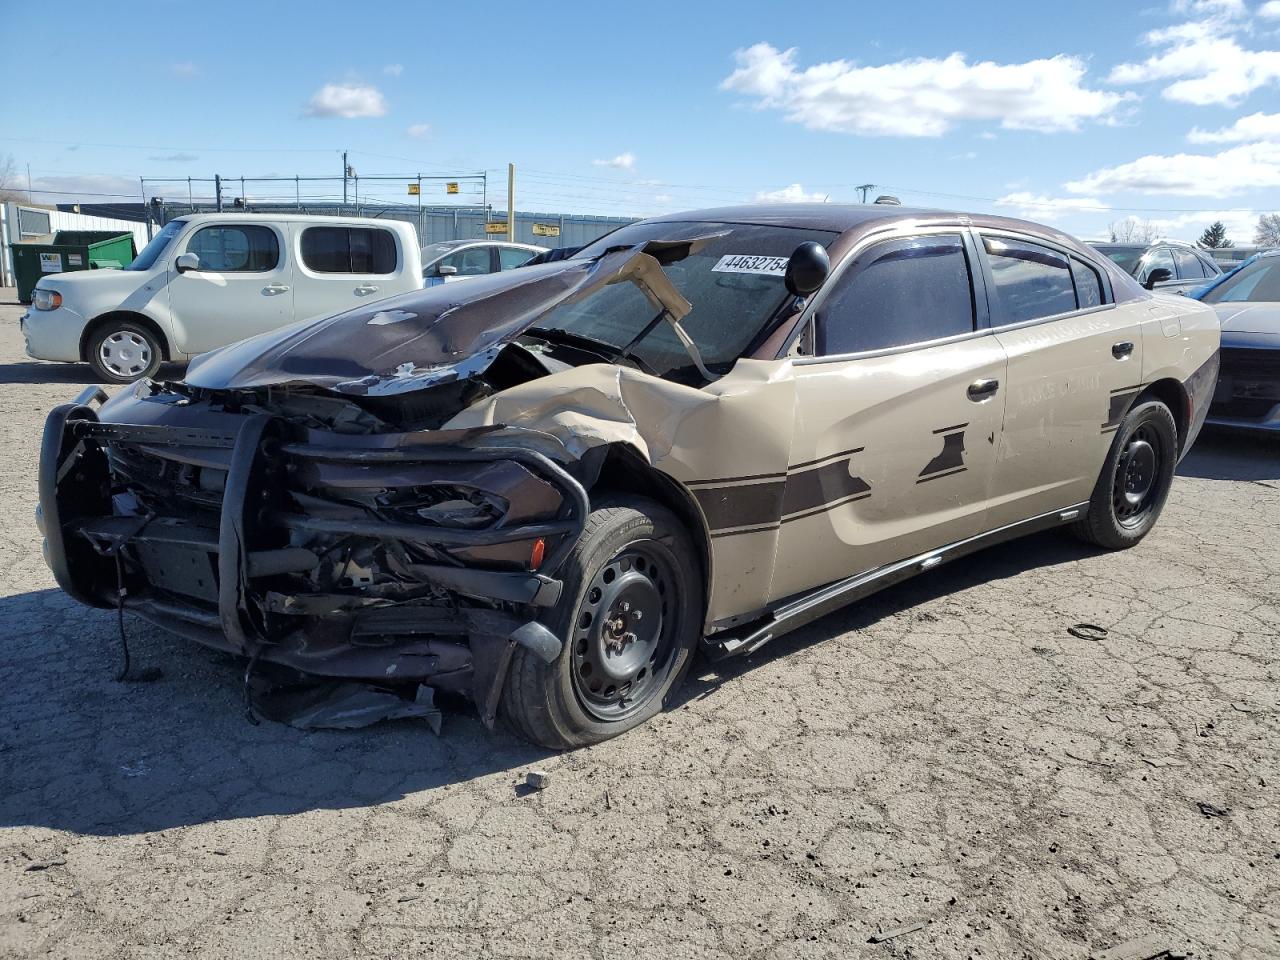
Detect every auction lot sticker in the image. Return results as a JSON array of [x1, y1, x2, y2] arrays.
[[711, 254, 787, 276], [40, 253, 63, 273]]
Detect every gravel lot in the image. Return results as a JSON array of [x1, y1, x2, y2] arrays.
[[0, 290, 1276, 960]]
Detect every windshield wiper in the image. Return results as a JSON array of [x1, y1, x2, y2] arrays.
[[525, 327, 659, 376]]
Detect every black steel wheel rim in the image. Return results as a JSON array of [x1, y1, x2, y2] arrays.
[[1112, 423, 1164, 528], [570, 539, 678, 722]]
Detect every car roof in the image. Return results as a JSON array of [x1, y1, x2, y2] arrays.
[[169, 212, 411, 228]]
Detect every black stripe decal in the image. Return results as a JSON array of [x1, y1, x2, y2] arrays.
[[788, 446, 866, 472], [781, 491, 872, 523], [916, 466, 967, 484], [693, 481, 786, 531], [709, 522, 781, 540], [1103, 388, 1141, 432], [685, 471, 784, 488], [781, 456, 871, 516], [918, 425, 967, 478]]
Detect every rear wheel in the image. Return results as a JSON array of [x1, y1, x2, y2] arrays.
[[1073, 399, 1178, 549], [500, 496, 702, 749]]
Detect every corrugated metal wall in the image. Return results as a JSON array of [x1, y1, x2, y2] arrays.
[[0, 203, 153, 288]]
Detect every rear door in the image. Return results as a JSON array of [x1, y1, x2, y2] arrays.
[[292, 224, 402, 321], [167, 221, 293, 353], [769, 229, 1009, 601], [979, 232, 1144, 527]]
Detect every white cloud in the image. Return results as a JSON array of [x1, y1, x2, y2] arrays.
[[170, 62, 198, 77], [1066, 140, 1280, 196], [1107, 3, 1280, 106], [304, 82, 388, 118], [1261, 0, 1280, 18], [383, 63, 404, 77], [653, 194, 674, 205], [1188, 111, 1280, 142], [148, 152, 198, 162], [1143, 208, 1259, 242], [720, 43, 1129, 137], [406, 123, 431, 139], [755, 183, 830, 203], [994, 192, 1107, 220], [592, 153, 636, 170]]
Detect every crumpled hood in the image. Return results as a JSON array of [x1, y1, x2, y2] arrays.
[[1212, 302, 1280, 336], [184, 243, 693, 396]]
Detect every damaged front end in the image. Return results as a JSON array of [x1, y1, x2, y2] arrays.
[[39, 385, 584, 727]]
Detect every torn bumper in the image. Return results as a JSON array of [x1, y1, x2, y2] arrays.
[[38, 394, 586, 724]]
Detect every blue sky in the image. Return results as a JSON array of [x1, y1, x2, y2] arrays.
[[1, 0, 1278, 242]]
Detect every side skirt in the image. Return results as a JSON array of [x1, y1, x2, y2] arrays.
[[704, 502, 1089, 660]]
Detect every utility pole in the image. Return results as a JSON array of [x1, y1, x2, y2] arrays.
[[214, 174, 223, 212], [855, 184, 876, 204], [342, 150, 348, 206], [507, 163, 516, 242]]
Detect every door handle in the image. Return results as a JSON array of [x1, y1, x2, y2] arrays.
[[263, 284, 290, 295], [967, 378, 999, 401], [355, 284, 380, 295], [1112, 341, 1135, 359]]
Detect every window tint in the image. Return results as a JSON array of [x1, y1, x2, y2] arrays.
[[1202, 258, 1280, 303], [498, 246, 537, 270], [816, 234, 975, 356], [1173, 248, 1206, 280], [186, 225, 278, 272], [300, 227, 397, 274], [1198, 254, 1221, 276], [439, 246, 493, 276], [1136, 247, 1174, 284], [983, 236, 1076, 324], [1072, 258, 1103, 308]]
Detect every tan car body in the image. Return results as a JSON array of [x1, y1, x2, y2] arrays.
[[447, 209, 1219, 639]]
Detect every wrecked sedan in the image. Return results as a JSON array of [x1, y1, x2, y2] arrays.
[[39, 205, 1220, 748]]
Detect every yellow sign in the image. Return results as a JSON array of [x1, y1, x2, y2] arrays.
[[407, 183, 420, 195], [531, 223, 561, 238], [446, 182, 459, 195], [483, 221, 509, 234]]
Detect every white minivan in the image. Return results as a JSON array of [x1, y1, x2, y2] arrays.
[[21, 213, 423, 382]]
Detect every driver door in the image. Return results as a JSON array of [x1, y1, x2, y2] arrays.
[[167, 222, 293, 354], [770, 230, 1008, 601]]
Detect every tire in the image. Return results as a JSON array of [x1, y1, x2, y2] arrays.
[[1073, 399, 1178, 550], [87, 320, 163, 383], [500, 495, 703, 750]]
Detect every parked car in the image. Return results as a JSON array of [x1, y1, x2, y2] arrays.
[[421, 239, 547, 285], [1089, 240, 1222, 293], [1190, 250, 1280, 431], [38, 204, 1219, 748], [21, 214, 423, 383]]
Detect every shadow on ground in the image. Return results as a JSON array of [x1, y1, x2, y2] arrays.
[[1178, 427, 1280, 481], [0, 361, 185, 386]]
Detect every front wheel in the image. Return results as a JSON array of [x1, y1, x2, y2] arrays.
[[500, 496, 703, 750], [1073, 399, 1178, 549], [87, 321, 162, 383]]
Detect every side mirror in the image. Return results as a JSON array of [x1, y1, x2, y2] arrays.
[[175, 252, 200, 273], [784, 241, 830, 297], [437, 264, 458, 276], [1144, 267, 1173, 289]]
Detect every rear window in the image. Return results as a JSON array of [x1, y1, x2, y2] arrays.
[[301, 227, 398, 274], [1072, 257, 1103, 308], [983, 236, 1077, 324], [1202, 257, 1280, 303]]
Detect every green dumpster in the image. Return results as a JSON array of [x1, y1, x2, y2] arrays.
[[12, 230, 138, 303]]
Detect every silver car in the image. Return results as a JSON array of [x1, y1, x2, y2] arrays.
[[421, 239, 547, 286], [1090, 240, 1222, 294]]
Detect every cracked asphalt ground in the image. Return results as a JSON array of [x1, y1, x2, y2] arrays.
[[0, 292, 1276, 960]]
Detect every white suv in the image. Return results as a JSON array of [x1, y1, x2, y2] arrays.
[[21, 213, 423, 382]]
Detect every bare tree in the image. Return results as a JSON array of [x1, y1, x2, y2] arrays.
[[0, 154, 24, 202], [1107, 217, 1160, 244], [1255, 213, 1280, 248]]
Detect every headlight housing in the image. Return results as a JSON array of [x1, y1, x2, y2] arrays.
[[32, 288, 63, 311]]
